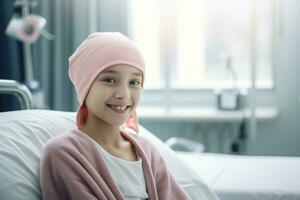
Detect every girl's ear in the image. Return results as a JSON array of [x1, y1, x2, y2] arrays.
[[77, 103, 88, 129]]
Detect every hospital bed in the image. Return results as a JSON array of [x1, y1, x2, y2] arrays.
[[0, 79, 300, 200], [177, 152, 300, 200]]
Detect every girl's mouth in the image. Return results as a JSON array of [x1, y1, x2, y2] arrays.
[[107, 104, 131, 113]]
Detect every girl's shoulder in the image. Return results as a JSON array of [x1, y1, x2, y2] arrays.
[[121, 127, 152, 146], [42, 129, 90, 157], [44, 129, 76, 146], [121, 128, 162, 159]]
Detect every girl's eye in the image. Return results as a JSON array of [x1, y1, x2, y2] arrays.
[[102, 78, 116, 84], [130, 80, 141, 86]]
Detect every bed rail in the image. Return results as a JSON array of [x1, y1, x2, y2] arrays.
[[0, 79, 33, 109]]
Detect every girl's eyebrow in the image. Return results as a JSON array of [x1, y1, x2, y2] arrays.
[[101, 69, 118, 74], [102, 69, 142, 77], [132, 72, 142, 77]]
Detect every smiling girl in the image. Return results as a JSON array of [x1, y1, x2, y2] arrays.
[[39, 32, 189, 200]]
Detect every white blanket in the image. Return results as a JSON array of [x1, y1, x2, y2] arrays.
[[177, 152, 300, 200]]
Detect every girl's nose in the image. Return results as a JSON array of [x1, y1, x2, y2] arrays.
[[115, 85, 130, 99]]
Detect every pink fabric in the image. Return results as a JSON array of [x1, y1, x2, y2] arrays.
[[40, 129, 189, 200], [68, 32, 145, 132]]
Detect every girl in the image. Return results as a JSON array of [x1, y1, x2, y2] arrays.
[[40, 32, 189, 200]]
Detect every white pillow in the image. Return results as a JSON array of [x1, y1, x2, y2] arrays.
[[0, 110, 217, 200], [0, 110, 76, 200]]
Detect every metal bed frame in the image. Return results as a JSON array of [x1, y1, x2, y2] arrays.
[[0, 79, 33, 110]]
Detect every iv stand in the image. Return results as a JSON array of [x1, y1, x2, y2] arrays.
[[20, 0, 46, 108], [21, 0, 34, 85]]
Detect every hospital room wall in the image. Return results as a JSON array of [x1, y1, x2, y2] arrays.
[[1, 0, 299, 156], [247, 0, 300, 156], [141, 0, 300, 156]]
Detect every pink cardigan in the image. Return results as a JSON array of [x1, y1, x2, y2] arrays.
[[39, 129, 189, 200]]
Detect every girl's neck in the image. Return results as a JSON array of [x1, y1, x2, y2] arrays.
[[80, 115, 124, 149], [79, 115, 138, 162]]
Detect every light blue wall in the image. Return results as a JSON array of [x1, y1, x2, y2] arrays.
[[247, 0, 300, 156], [140, 0, 300, 156]]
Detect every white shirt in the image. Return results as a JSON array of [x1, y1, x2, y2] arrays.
[[97, 145, 149, 200]]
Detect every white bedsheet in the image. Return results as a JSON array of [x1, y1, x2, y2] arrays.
[[177, 152, 300, 200]]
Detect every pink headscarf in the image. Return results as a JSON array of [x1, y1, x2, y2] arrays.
[[68, 32, 145, 133]]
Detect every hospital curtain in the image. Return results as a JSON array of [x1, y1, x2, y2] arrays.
[[33, 0, 129, 111], [0, 0, 24, 111], [32, 0, 86, 111]]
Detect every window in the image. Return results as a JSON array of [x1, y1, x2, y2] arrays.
[[129, 0, 275, 90], [128, 0, 162, 89]]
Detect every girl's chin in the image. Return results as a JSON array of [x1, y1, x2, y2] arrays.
[[93, 109, 134, 126], [106, 116, 131, 127]]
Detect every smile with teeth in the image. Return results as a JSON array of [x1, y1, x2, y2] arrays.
[[107, 104, 131, 113]]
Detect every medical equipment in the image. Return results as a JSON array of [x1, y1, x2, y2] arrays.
[[0, 79, 33, 109], [165, 137, 205, 153], [5, 0, 53, 109], [5, 0, 53, 44], [215, 55, 243, 111], [5, 14, 46, 44]]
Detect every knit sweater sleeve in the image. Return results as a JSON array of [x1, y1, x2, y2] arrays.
[[41, 129, 142, 200], [154, 147, 190, 199], [40, 141, 100, 200]]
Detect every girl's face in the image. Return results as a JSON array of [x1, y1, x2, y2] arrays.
[[85, 64, 143, 127]]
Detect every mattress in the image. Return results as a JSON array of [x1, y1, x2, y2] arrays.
[[177, 152, 300, 200]]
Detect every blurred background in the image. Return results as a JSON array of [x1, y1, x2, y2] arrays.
[[1, 0, 299, 156]]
